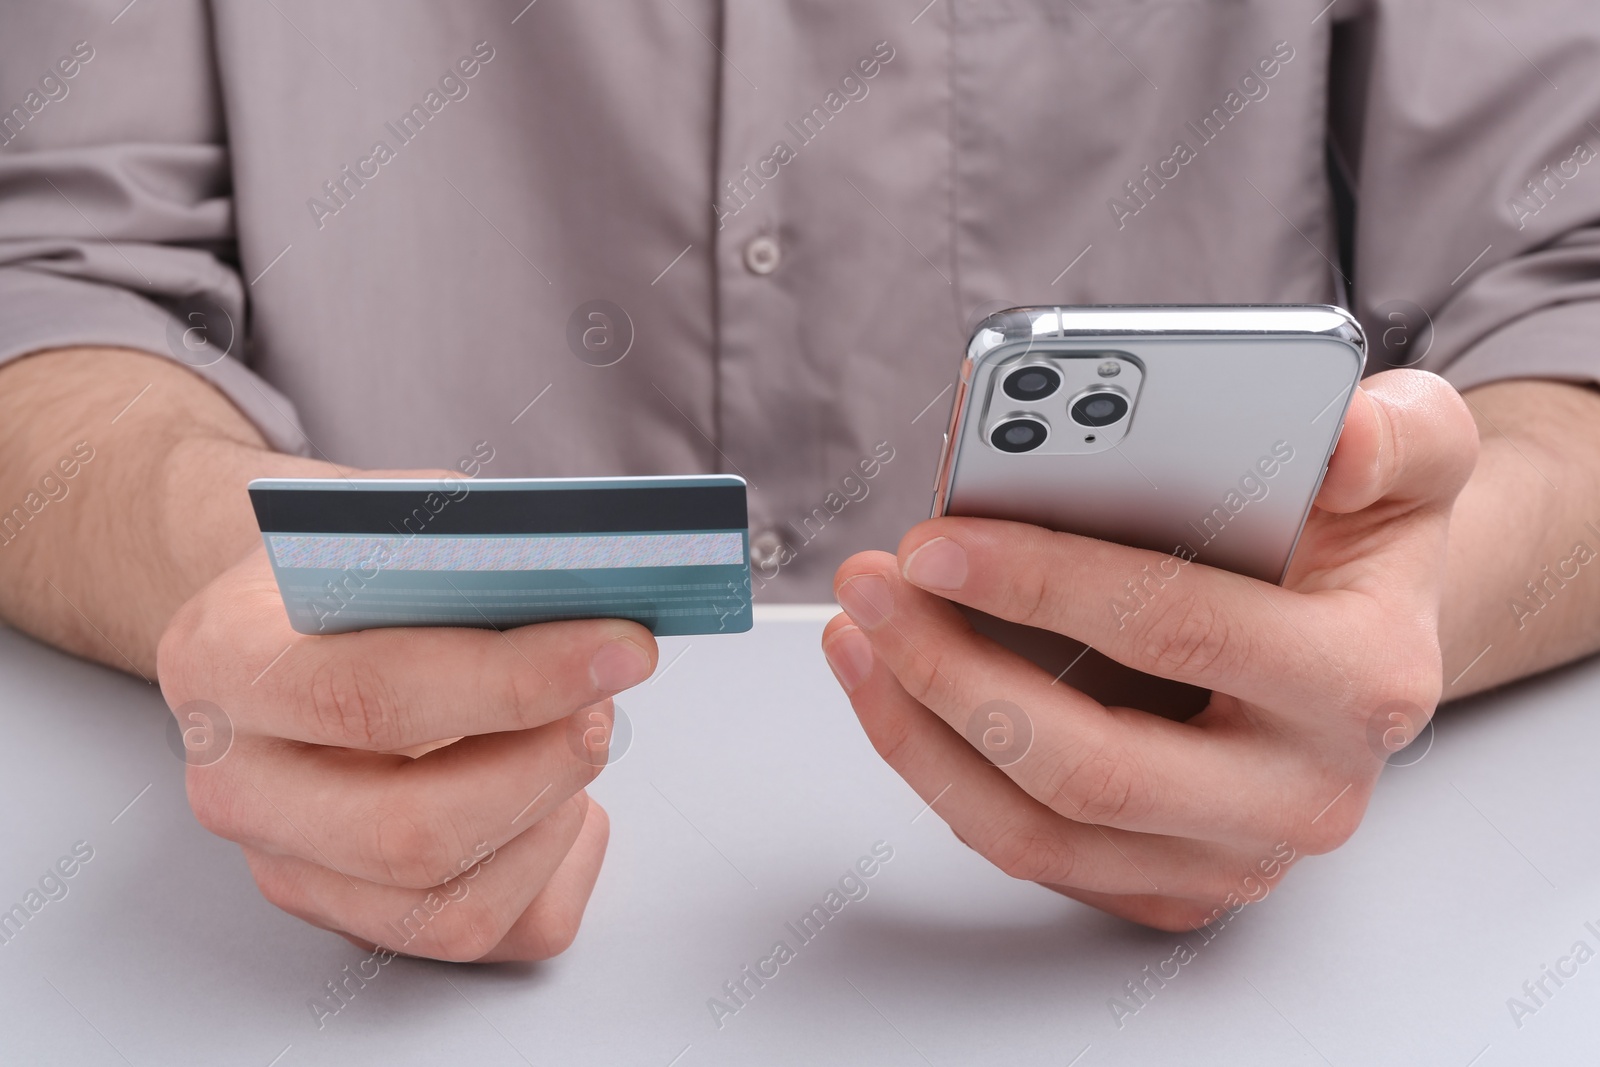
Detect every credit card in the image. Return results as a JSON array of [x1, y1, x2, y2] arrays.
[[248, 475, 752, 637]]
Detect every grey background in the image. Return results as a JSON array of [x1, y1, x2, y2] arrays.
[[0, 612, 1595, 1065]]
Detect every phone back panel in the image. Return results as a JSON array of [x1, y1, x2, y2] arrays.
[[934, 306, 1364, 717], [936, 306, 1365, 584]]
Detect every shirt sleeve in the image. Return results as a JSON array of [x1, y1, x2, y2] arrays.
[[1332, 0, 1600, 391], [0, 2, 308, 455]]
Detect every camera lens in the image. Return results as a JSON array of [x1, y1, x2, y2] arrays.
[[1002, 365, 1061, 403], [1069, 390, 1129, 428], [990, 418, 1048, 453]]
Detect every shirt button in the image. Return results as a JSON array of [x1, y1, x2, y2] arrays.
[[749, 528, 786, 571], [743, 235, 782, 275]]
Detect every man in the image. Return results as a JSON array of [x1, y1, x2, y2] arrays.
[[1, 1, 1597, 958]]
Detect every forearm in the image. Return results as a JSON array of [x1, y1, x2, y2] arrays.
[[0, 347, 338, 677], [1440, 379, 1600, 698]]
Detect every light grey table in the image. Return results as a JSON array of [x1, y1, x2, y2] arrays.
[[1, 609, 1596, 1066]]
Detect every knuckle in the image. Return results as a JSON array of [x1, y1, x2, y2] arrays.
[[1300, 802, 1363, 854], [185, 764, 245, 841], [520, 905, 584, 961], [250, 861, 304, 918], [426, 899, 505, 962], [858, 699, 918, 768], [897, 641, 958, 710], [585, 796, 610, 845], [494, 645, 553, 726], [1160, 898, 1239, 933], [369, 804, 462, 888], [507, 801, 598, 961], [248, 857, 313, 927], [1346, 634, 1442, 745], [1291, 770, 1367, 853], [1188, 862, 1260, 906], [1037, 742, 1148, 826], [241, 848, 324, 927], [565, 703, 616, 783], [1007, 557, 1056, 629], [301, 656, 403, 749], [578, 739, 607, 786], [1135, 593, 1242, 680], [1355, 685, 1438, 749], [982, 819, 1077, 886], [1379, 664, 1443, 720], [1359, 605, 1443, 691], [539, 792, 588, 842]]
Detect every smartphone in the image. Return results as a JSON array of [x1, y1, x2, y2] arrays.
[[931, 305, 1365, 716]]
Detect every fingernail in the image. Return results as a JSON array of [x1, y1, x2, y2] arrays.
[[823, 626, 874, 693], [590, 637, 652, 692], [902, 537, 967, 591], [836, 574, 893, 630]]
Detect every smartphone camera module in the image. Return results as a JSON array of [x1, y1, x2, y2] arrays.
[[979, 351, 1140, 456], [1002, 365, 1061, 403], [1069, 389, 1129, 428], [990, 417, 1049, 454]]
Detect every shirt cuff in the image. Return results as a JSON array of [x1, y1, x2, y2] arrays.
[[1439, 300, 1600, 394], [0, 266, 310, 457]]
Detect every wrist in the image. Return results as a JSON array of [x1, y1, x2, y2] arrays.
[[154, 432, 341, 601]]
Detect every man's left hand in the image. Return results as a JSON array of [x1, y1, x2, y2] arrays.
[[822, 370, 1477, 930]]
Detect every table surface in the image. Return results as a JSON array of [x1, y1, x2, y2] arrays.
[[1, 609, 1597, 1066]]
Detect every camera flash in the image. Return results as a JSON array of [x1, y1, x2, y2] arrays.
[[1097, 360, 1121, 378]]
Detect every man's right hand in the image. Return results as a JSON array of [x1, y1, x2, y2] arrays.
[[157, 542, 657, 961]]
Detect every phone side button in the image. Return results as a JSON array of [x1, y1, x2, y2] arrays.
[[930, 433, 950, 517]]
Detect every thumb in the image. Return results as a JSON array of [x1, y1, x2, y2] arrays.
[[1315, 370, 1478, 515]]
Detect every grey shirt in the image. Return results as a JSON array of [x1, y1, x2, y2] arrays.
[[3, 1, 1598, 601]]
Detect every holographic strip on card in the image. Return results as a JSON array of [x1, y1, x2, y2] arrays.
[[267, 531, 746, 572]]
